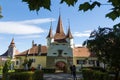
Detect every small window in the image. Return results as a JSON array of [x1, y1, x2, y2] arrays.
[[53, 53, 57, 55], [16, 61, 19, 65], [77, 60, 86, 64], [64, 53, 67, 55]]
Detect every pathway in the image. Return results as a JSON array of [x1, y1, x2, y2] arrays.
[[44, 73, 82, 80]]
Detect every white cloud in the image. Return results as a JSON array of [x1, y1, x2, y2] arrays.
[[0, 18, 55, 35], [73, 30, 91, 37], [19, 18, 55, 25], [17, 34, 41, 39]]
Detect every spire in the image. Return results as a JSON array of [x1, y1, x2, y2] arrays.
[[56, 15, 65, 34], [54, 15, 66, 41], [66, 26, 73, 39], [46, 19, 53, 38], [9, 38, 15, 47], [46, 24, 53, 39]]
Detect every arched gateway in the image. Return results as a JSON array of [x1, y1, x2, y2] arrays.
[[55, 61, 67, 72]]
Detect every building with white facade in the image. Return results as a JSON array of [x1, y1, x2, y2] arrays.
[[0, 15, 99, 72]]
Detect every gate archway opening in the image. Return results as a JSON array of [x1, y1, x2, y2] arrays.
[[55, 61, 67, 73]]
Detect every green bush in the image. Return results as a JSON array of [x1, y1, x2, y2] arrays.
[[82, 67, 105, 72], [42, 68, 55, 73], [33, 70, 43, 80], [8, 72, 33, 80], [82, 69, 114, 80], [82, 69, 94, 80], [14, 69, 25, 72], [93, 71, 109, 80], [3, 70, 43, 80]]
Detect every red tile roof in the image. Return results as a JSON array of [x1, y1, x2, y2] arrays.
[[73, 47, 96, 57], [16, 45, 47, 56]]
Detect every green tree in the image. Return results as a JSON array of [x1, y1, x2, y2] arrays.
[[0, 6, 3, 18], [1, 0, 120, 20], [21, 0, 120, 20], [22, 57, 33, 70], [27, 59, 33, 68], [3, 60, 11, 73], [83, 26, 120, 80]]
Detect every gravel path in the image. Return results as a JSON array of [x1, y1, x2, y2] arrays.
[[44, 73, 82, 80]]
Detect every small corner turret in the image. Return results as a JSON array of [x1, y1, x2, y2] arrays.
[[9, 38, 15, 48], [46, 23, 54, 47], [1, 38, 19, 59]]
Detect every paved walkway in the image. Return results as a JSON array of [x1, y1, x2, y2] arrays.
[[44, 73, 82, 80], [0, 75, 2, 78]]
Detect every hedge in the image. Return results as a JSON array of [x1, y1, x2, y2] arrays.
[[2, 70, 43, 80], [33, 70, 43, 80], [8, 72, 33, 80], [82, 69, 115, 80], [42, 68, 55, 73]]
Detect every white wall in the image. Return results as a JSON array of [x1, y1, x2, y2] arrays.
[[47, 43, 73, 57]]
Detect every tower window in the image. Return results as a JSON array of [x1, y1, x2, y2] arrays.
[[53, 53, 57, 55], [64, 53, 67, 55]]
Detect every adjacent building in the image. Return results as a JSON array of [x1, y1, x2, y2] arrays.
[[0, 38, 19, 67]]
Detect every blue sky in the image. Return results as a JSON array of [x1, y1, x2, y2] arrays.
[[0, 0, 120, 55]]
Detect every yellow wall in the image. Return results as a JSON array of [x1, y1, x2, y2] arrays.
[[30, 56, 46, 68], [18, 56, 46, 69]]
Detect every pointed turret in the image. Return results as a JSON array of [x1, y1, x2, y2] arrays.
[[54, 15, 66, 42], [66, 26, 74, 48], [1, 38, 19, 59], [66, 26, 73, 39], [56, 15, 64, 34], [46, 25, 54, 46], [9, 38, 15, 48], [46, 26, 53, 39]]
